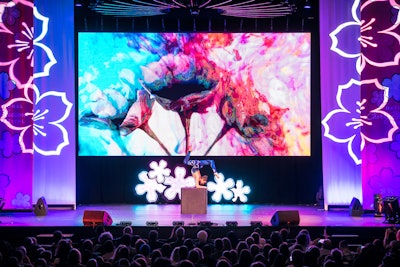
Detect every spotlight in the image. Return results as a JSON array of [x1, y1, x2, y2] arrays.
[[303, 0, 311, 9], [250, 221, 263, 227], [173, 221, 184, 226], [226, 221, 238, 227], [146, 221, 159, 227], [383, 196, 400, 224]]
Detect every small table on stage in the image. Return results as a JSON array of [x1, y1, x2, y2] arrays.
[[181, 187, 207, 214]]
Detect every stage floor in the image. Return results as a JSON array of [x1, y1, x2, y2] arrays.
[[0, 204, 390, 228]]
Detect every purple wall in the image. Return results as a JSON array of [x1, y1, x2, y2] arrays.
[[33, 0, 75, 206], [0, 0, 34, 209], [320, 0, 400, 209], [360, 0, 400, 209], [320, 0, 362, 207], [0, 0, 75, 210]]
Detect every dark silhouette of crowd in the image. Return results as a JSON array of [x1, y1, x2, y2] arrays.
[[0, 225, 399, 267]]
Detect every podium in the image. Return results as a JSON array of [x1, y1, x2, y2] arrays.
[[181, 187, 207, 214]]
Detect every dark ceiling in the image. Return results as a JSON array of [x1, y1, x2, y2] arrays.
[[75, 0, 318, 32]]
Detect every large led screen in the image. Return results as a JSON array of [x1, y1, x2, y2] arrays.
[[78, 32, 310, 156]]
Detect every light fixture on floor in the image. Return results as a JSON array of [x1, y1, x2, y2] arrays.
[[146, 221, 159, 227], [198, 221, 213, 227], [250, 221, 263, 227], [226, 221, 238, 227], [172, 221, 184, 226], [117, 221, 132, 226]]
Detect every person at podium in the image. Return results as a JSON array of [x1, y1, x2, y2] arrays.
[[183, 150, 219, 188]]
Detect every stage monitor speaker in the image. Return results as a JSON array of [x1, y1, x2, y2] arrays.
[[34, 196, 48, 216], [83, 210, 113, 226], [270, 210, 300, 226], [349, 197, 363, 217]]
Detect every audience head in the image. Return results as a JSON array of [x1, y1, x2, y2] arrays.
[[86, 258, 98, 267], [270, 231, 283, 248], [268, 248, 280, 264], [236, 240, 249, 255], [170, 246, 181, 263], [67, 248, 82, 265], [161, 243, 172, 257], [139, 243, 151, 257], [250, 243, 260, 257], [176, 227, 186, 240], [120, 233, 132, 246], [179, 245, 189, 260], [238, 248, 253, 267], [152, 256, 172, 267], [291, 249, 305, 267], [183, 238, 194, 250], [179, 259, 195, 267], [216, 257, 233, 267], [197, 230, 208, 243], [272, 253, 287, 267], [34, 257, 47, 267], [98, 231, 113, 244], [148, 229, 158, 241], [214, 238, 223, 251], [280, 228, 289, 242], [330, 248, 343, 265], [123, 225, 133, 235], [52, 230, 63, 244], [251, 231, 261, 244], [188, 248, 200, 264]]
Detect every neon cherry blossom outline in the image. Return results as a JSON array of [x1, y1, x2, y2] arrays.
[[32, 5, 57, 79], [0, 0, 57, 88], [163, 166, 195, 201], [1, 80, 73, 155], [330, 0, 400, 74], [322, 78, 399, 165]]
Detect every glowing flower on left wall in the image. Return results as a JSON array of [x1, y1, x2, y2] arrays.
[[1, 83, 73, 155], [0, 0, 57, 89]]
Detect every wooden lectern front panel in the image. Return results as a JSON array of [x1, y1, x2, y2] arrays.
[[181, 187, 207, 214]]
